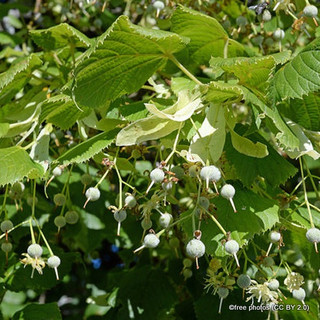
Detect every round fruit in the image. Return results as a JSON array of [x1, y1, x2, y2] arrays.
[[153, 1, 165, 10], [188, 165, 199, 177], [54, 216, 66, 228], [85, 187, 100, 201], [150, 168, 165, 183], [267, 279, 279, 291], [306, 228, 320, 243], [200, 165, 221, 182], [125, 195, 137, 208], [171, 166, 184, 180], [1, 220, 13, 233], [199, 197, 210, 210], [47, 255, 61, 268], [159, 213, 172, 228], [237, 274, 251, 288], [54, 193, 66, 206], [65, 211, 79, 224], [141, 218, 152, 230], [217, 287, 229, 299], [273, 29, 285, 40], [292, 288, 306, 302], [225, 240, 239, 254], [304, 5, 318, 18], [27, 196, 38, 207], [27, 243, 43, 258], [236, 16, 247, 26], [114, 210, 127, 222], [269, 231, 281, 243], [263, 256, 275, 267], [81, 173, 93, 186], [1, 242, 12, 252], [262, 9, 272, 21], [143, 234, 160, 248], [162, 181, 173, 192], [52, 167, 62, 177], [183, 268, 193, 279], [186, 239, 206, 259], [183, 258, 193, 268], [9, 182, 25, 199], [221, 184, 235, 199]]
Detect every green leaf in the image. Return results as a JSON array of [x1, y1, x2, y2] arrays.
[[40, 94, 90, 130], [224, 132, 298, 187], [96, 118, 127, 132], [57, 129, 120, 165], [189, 104, 226, 163], [74, 16, 186, 108], [269, 38, 320, 102], [0, 123, 9, 137], [204, 81, 243, 104], [0, 54, 42, 104], [278, 93, 320, 131], [271, 50, 292, 64], [171, 5, 246, 65], [210, 56, 275, 92], [0, 146, 44, 186], [116, 116, 181, 146], [30, 23, 92, 50], [12, 303, 61, 320]]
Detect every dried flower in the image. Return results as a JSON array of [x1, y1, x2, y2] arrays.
[[246, 280, 278, 304], [284, 272, 304, 292], [21, 253, 46, 278]]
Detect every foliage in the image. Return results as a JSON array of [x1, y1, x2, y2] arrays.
[[1, 0, 320, 319]]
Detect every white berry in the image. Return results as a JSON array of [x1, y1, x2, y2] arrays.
[[52, 167, 62, 177], [159, 213, 172, 228], [27, 243, 43, 258], [267, 279, 279, 291], [292, 288, 306, 303], [217, 287, 229, 299], [47, 255, 61, 268], [221, 184, 237, 212], [225, 240, 239, 254], [273, 29, 285, 40], [306, 228, 320, 243], [153, 1, 165, 10], [200, 165, 221, 182], [304, 5, 318, 18], [262, 9, 272, 21], [269, 231, 281, 243], [150, 168, 165, 183], [186, 239, 205, 259], [143, 234, 160, 248], [114, 210, 127, 222], [85, 187, 100, 201], [124, 195, 137, 208]]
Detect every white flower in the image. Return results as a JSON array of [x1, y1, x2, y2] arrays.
[[246, 280, 278, 304]]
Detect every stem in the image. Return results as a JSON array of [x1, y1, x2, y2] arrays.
[[0, 220, 29, 240], [32, 180, 36, 219], [34, 219, 54, 256], [29, 219, 36, 244], [114, 162, 123, 209], [202, 207, 227, 236], [169, 55, 203, 85], [1, 185, 8, 218], [95, 168, 111, 188], [165, 122, 183, 164], [304, 159, 320, 199], [299, 157, 315, 228]]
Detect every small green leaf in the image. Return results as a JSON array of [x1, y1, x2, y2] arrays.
[[12, 303, 62, 320], [0, 54, 42, 104], [57, 129, 120, 165], [269, 37, 320, 102], [189, 104, 226, 163], [0, 123, 9, 137], [74, 16, 186, 108], [40, 94, 90, 130], [204, 81, 243, 103], [0, 146, 44, 186], [30, 23, 92, 49], [116, 116, 181, 146], [171, 5, 246, 65]]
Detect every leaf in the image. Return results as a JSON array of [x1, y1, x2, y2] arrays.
[[12, 303, 61, 320], [171, 5, 246, 65], [0, 54, 42, 104], [57, 129, 120, 165], [0, 123, 9, 137], [145, 91, 202, 122], [269, 37, 320, 102], [271, 50, 292, 64], [30, 23, 92, 50], [278, 93, 320, 131], [116, 116, 181, 146], [189, 104, 226, 163], [224, 132, 298, 187], [0, 146, 44, 186], [204, 81, 243, 103], [241, 87, 300, 150], [210, 56, 275, 92], [96, 118, 127, 132], [74, 16, 186, 108], [40, 94, 90, 130]]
